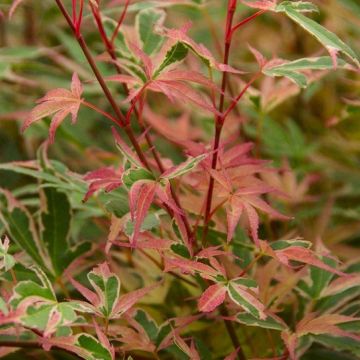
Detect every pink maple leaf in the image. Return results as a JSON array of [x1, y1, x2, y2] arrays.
[[22, 73, 83, 143], [198, 283, 227, 312], [210, 166, 288, 245], [240, 0, 277, 10], [83, 166, 123, 202]]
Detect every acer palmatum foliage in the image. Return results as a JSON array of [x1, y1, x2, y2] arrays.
[[0, 0, 359, 360]]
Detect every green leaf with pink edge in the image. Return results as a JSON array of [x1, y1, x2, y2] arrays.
[[235, 312, 287, 331], [41, 333, 113, 360], [265, 240, 348, 276], [122, 168, 155, 189], [160, 154, 206, 180], [70, 263, 159, 320], [159, 23, 243, 73], [282, 313, 360, 360], [227, 278, 266, 320], [153, 41, 189, 76], [275, 1, 319, 13], [70, 262, 120, 319], [263, 56, 349, 88], [275, 3, 360, 67]]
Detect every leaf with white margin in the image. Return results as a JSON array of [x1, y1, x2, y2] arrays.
[[236, 312, 287, 330], [0, 236, 15, 272], [227, 278, 266, 320], [276, 3, 360, 67], [263, 56, 348, 88]]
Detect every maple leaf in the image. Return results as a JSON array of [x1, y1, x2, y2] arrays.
[[112, 234, 173, 258], [240, 0, 277, 10], [198, 283, 227, 312], [210, 166, 288, 245], [22, 73, 83, 143], [128, 180, 157, 246], [113, 128, 205, 248], [227, 278, 266, 319], [261, 160, 319, 204], [173, 335, 201, 360], [143, 106, 201, 146], [260, 240, 348, 276], [83, 166, 123, 202], [70, 262, 159, 320], [109, 323, 155, 353], [282, 313, 360, 360], [158, 22, 243, 73], [164, 257, 222, 281], [40, 333, 114, 360], [106, 38, 221, 115]]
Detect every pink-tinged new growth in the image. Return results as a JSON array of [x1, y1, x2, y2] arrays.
[[71, 0, 84, 36], [2, 1, 359, 359], [159, 22, 243, 73], [283, 313, 360, 360], [112, 282, 160, 316], [70, 262, 159, 320], [22, 73, 83, 143], [106, 40, 222, 116], [240, 0, 276, 10], [129, 181, 157, 246], [164, 257, 221, 281], [209, 163, 288, 245], [198, 283, 227, 312], [83, 166, 123, 202], [260, 241, 348, 276]]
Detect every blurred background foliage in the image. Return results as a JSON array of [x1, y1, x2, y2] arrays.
[[0, 2, 359, 358], [1, 0, 359, 259]]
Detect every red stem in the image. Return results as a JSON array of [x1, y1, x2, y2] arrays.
[[55, 0, 152, 170], [223, 72, 262, 120], [72, 0, 76, 25], [111, 0, 130, 45], [77, 0, 84, 35], [89, 2, 113, 52], [229, 9, 266, 41], [201, 0, 237, 246], [202, 3, 248, 358], [88, 1, 165, 171], [81, 100, 120, 125], [202, 5, 264, 246], [89, 1, 194, 247], [56, 0, 194, 249]]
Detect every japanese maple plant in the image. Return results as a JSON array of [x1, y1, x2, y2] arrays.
[[0, 0, 359, 359]]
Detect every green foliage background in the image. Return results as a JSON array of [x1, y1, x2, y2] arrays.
[[0, 1, 359, 359]]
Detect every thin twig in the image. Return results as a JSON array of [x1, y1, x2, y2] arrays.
[[87, 1, 195, 247], [229, 10, 266, 40], [54, 0, 151, 169], [220, 306, 247, 360], [202, 0, 237, 247], [138, 249, 198, 288]]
